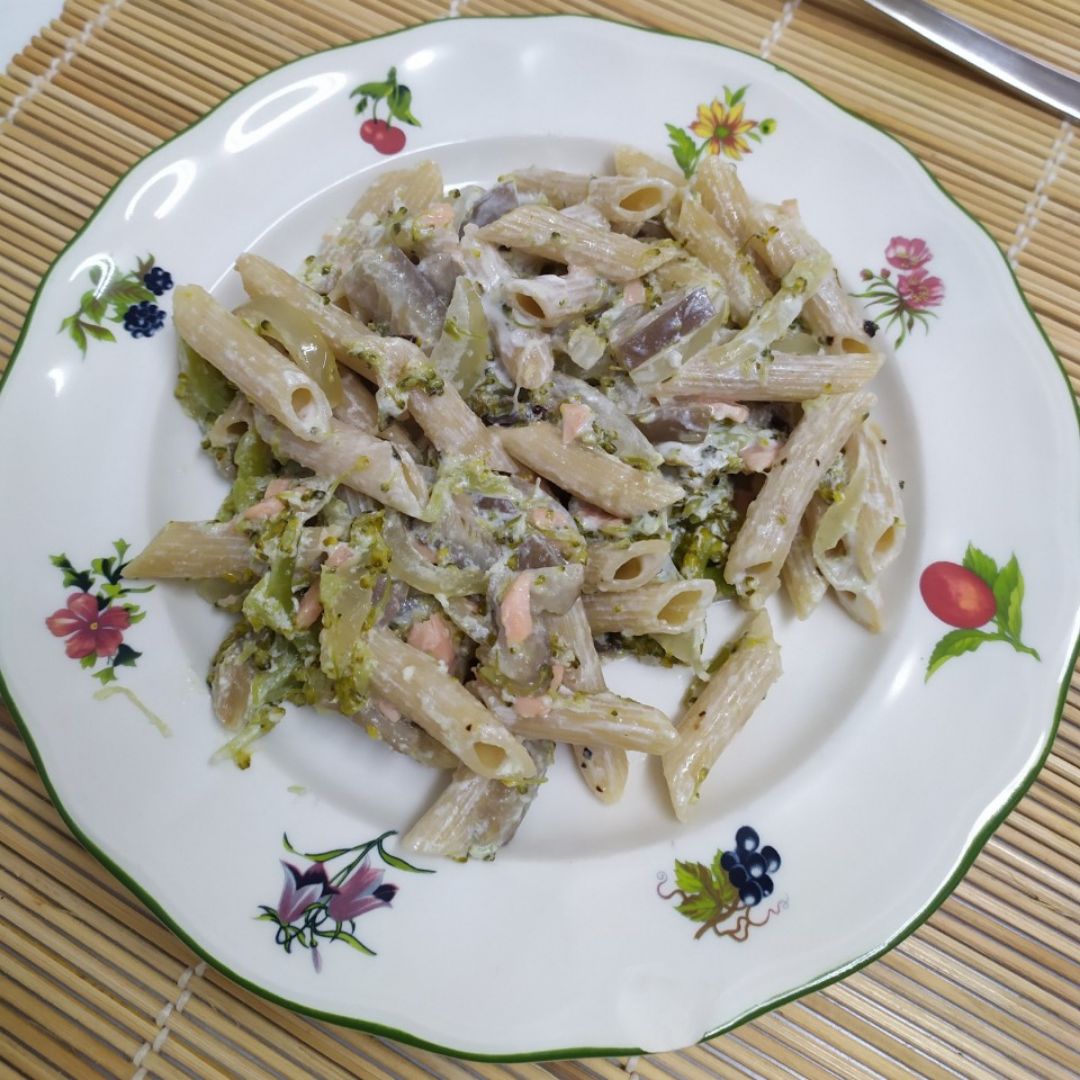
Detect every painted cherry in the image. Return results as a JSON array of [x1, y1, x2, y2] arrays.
[[358, 118, 384, 143], [920, 562, 996, 629], [372, 124, 406, 155]]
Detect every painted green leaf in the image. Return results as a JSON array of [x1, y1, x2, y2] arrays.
[[386, 84, 421, 127], [68, 320, 88, 355], [353, 97, 368, 114], [88, 265, 102, 286], [112, 643, 141, 668], [992, 554, 1023, 641], [376, 837, 434, 873], [674, 859, 711, 896], [926, 628, 993, 680], [353, 80, 391, 99], [727, 85, 746, 107], [92, 665, 118, 685], [282, 833, 358, 863], [83, 321, 114, 343], [322, 928, 376, 956], [675, 894, 720, 923], [666, 123, 701, 180]]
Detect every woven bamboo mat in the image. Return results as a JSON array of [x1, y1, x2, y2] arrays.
[[1, 1, 1078, 1076]]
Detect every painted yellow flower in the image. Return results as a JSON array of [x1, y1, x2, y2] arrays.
[[690, 98, 757, 160]]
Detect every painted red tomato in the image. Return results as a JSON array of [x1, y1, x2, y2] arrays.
[[373, 124, 406, 155], [920, 562, 996, 628]]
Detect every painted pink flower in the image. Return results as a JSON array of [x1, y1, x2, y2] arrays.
[[277, 862, 331, 924], [327, 859, 398, 922], [46, 592, 130, 659], [885, 236, 932, 271], [897, 268, 945, 310]]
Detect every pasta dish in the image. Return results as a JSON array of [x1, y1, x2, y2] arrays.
[[126, 147, 904, 859]]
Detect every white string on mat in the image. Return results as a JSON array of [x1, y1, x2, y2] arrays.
[[129, 961, 206, 1080], [447, 0, 469, 18], [760, 0, 804, 60], [1, 0, 127, 130], [1007, 117, 1074, 267]]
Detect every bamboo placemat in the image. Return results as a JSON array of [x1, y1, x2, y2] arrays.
[[1, 1, 1078, 1076]]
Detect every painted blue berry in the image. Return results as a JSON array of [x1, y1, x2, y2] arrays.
[[760, 845, 781, 873], [743, 851, 766, 879], [719, 851, 738, 872], [758, 874, 774, 898], [739, 880, 763, 907], [728, 864, 748, 888], [143, 266, 173, 296], [735, 826, 759, 854], [123, 300, 165, 339]]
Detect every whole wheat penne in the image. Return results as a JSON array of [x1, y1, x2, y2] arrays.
[[505, 690, 678, 754], [690, 156, 761, 254], [755, 200, 876, 352], [498, 422, 683, 518], [668, 193, 770, 325], [173, 285, 332, 441], [663, 609, 782, 820], [366, 628, 536, 782], [653, 349, 882, 402], [724, 390, 876, 605], [505, 269, 609, 327], [345, 160, 443, 220], [587, 176, 677, 228], [510, 166, 591, 207], [123, 522, 336, 580], [584, 539, 670, 592], [234, 255, 516, 471], [658, 254, 832, 398], [474, 205, 678, 281], [549, 599, 629, 804], [781, 524, 828, 619], [582, 578, 716, 635], [252, 409, 427, 518], [402, 740, 554, 859], [847, 420, 906, 580], [334, 368, 422, 460], [612, 145, 686, 186]]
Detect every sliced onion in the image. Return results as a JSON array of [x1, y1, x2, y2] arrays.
[[235, 298, 343, 408]]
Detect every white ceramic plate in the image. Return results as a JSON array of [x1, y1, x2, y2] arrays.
[[1, 16, 1078, 1061]]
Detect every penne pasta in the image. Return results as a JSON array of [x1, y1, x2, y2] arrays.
[[402, 740, 555, 860], [587, 175, 678, 228], [653, 348, 882, 402], [251, 409, 428, 518], [724, 390, 876, 605], [510, 166, 591, 207], [474, 205, 678, 281], [366, 628, 536, 782], [234, 254, 516, 471], [612, 145, 686, 186], [173, 285, 332, 441], [663, 609, 782, 820], [504, 690, 678, 754], [781, 524, 828, 619], [123, 522, 336, 580], [498, 422, 684, 518], [583, 539, 670, 592], [582, 578, 716, 635], [847, 420, 906, 581]]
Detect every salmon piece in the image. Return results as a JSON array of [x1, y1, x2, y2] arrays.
[[623, 279, 646, 305], [529, 506, 573, 531], [295, 581, 323, 629], [549, 662, 565, 694], [242, 496, 285, 520], [740, 440, 784, 472], [325, 543, 354, 569], [707, 401, 750, 423], [513, 695, 551, 718], [500, 573, 533, 645], [406, 614, 455, 668], [560, 402, 594, 446]]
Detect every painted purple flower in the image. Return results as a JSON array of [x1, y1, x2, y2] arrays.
[[327, 859, 398, 922], [897, 268, 945, 310], [885, 236, 932, 271], [277, 861, 332, 923]]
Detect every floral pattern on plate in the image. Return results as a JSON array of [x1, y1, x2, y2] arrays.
[[853, 237, 944, 348], [921, 544, 1039, 680], [351, 66, 421, 155], [61, 255, 173, 354], [258, 831, 432, 971], [659, 826, 787, 941], [46, 540, 154, 685], [666, 85, 776, 178]]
